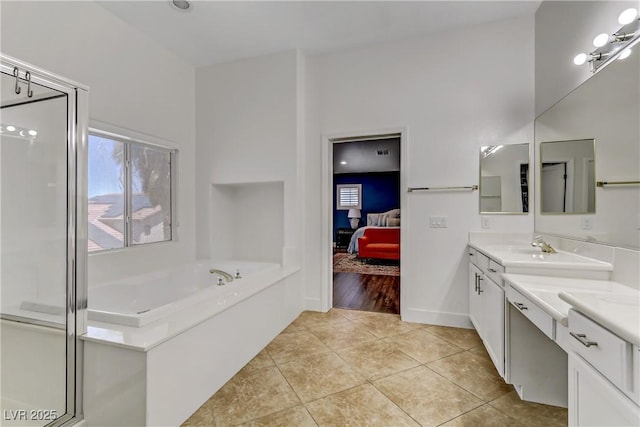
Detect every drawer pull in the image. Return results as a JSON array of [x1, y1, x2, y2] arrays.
[[488, 268, 497, 273], [474, 273, 479, 292], [570, 332, 598, 348], [514, 302, 528, 311], [477, 276, 483, 294]]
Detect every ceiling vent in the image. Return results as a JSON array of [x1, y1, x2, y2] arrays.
[[376, 149, 390, 156]]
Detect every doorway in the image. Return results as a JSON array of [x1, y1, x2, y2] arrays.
[[541, 162, 568, 212], [329, 134, 402, 314]]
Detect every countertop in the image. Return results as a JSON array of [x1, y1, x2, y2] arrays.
[[469, 243, 613, 271], [559, 291, 640, 347], [503, 273, 639, 345]]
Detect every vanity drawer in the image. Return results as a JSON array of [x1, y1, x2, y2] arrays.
[[486, 259, 505, 285], [568, 310, 630, 393], [507, 286, 554, 340], [476, 252, 490, 272]]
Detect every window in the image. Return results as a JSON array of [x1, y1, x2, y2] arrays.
[[336, 184, 362, 210], [88, 131, 176, 253]]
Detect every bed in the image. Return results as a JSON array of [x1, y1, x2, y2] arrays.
[[347, 209, 400, 254]]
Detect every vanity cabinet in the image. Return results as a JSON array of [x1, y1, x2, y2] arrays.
[[567, 309, 640, 426], [506, 284, 568, 407], [468, 248, 505, 377]]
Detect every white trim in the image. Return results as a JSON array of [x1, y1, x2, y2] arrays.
[[402, 308, 473, 329], [321, 127, 408, 314], [89, 119, 179, 151], [303, 297, 323, 311]]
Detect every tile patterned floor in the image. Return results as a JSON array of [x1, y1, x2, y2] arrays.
[[182, 309, 568, 427]]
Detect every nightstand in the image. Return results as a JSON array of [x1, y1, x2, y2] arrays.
[[335, 228, 356, 252]]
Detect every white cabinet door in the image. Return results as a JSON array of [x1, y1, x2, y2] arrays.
[[569, 352, 640, 427], [469, 263, 483, 334], [482, 276, 505, 378]]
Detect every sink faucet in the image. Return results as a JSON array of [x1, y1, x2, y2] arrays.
[[531, 236, 557, 254], [209, 269, 234, 283]]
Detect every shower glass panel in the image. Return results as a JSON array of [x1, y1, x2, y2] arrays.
[[1, 70, 69, 425]]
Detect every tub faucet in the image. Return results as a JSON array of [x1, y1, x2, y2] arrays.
[[210, 269, 234, 283], [531, 236, 557, 254]]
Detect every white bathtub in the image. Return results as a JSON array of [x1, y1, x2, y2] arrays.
[[87, 260, 281, 327]]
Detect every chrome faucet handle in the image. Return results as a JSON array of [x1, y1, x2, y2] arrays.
[[235, 269, 242, 279], [217, 276, 224, 286]]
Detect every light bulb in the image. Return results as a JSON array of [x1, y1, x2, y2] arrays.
[[340, 161, 347, 165], [593, 33, 609, 47], [618, 8, 638, 25], [28, 129, 37, 136], [618, 48, 632, 60], [6, 125, 16, 132], [573, 53, 588, 65]]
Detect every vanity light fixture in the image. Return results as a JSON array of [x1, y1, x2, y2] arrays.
[[481, 145, 503, 158], [1, 124, 38, 141], [593, 33, 610, 47], [573, 7, 640, 72], [618, 48, 633, 60], [619, 8, 638, 25], [340, 161, 347, 165]]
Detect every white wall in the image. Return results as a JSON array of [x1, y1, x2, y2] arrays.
[[195, 51, 300, 264], [1, 1, 196, 285], [304, 16, 535, 325], [535, 0, 640, 115]]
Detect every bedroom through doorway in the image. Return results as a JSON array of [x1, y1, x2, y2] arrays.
[[331, 135, 401, 315]]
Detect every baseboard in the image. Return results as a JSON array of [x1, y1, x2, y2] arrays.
[[402, 307, 473, 329], [303, 297, 323, 312]]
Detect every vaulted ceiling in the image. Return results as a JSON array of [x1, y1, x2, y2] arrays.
[[97, 1, 541, 67]]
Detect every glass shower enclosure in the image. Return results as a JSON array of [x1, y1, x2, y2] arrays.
[[0, 55, 87, 426]]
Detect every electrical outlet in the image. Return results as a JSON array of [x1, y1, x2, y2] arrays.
[[429, 216, 448, 228], [481, 216, 490, 229], [581, 216, 593, 230]]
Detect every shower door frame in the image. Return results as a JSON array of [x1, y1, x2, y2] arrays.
[[0, 54, 88, 427]]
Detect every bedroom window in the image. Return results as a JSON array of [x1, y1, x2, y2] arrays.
[[88, 130, 176, 253], [336, 184, 362, 210]]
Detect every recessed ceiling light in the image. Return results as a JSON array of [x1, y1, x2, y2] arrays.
[[6, 125, 16, 132], [171, 0, 191, 11]]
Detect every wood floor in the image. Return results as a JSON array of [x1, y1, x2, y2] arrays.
[[333, 272, 400, 314]]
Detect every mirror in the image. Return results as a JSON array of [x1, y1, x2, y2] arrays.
[[479, 143, 529, 214], [535, 50, 639, 249], [540, 139, 595, 214]]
